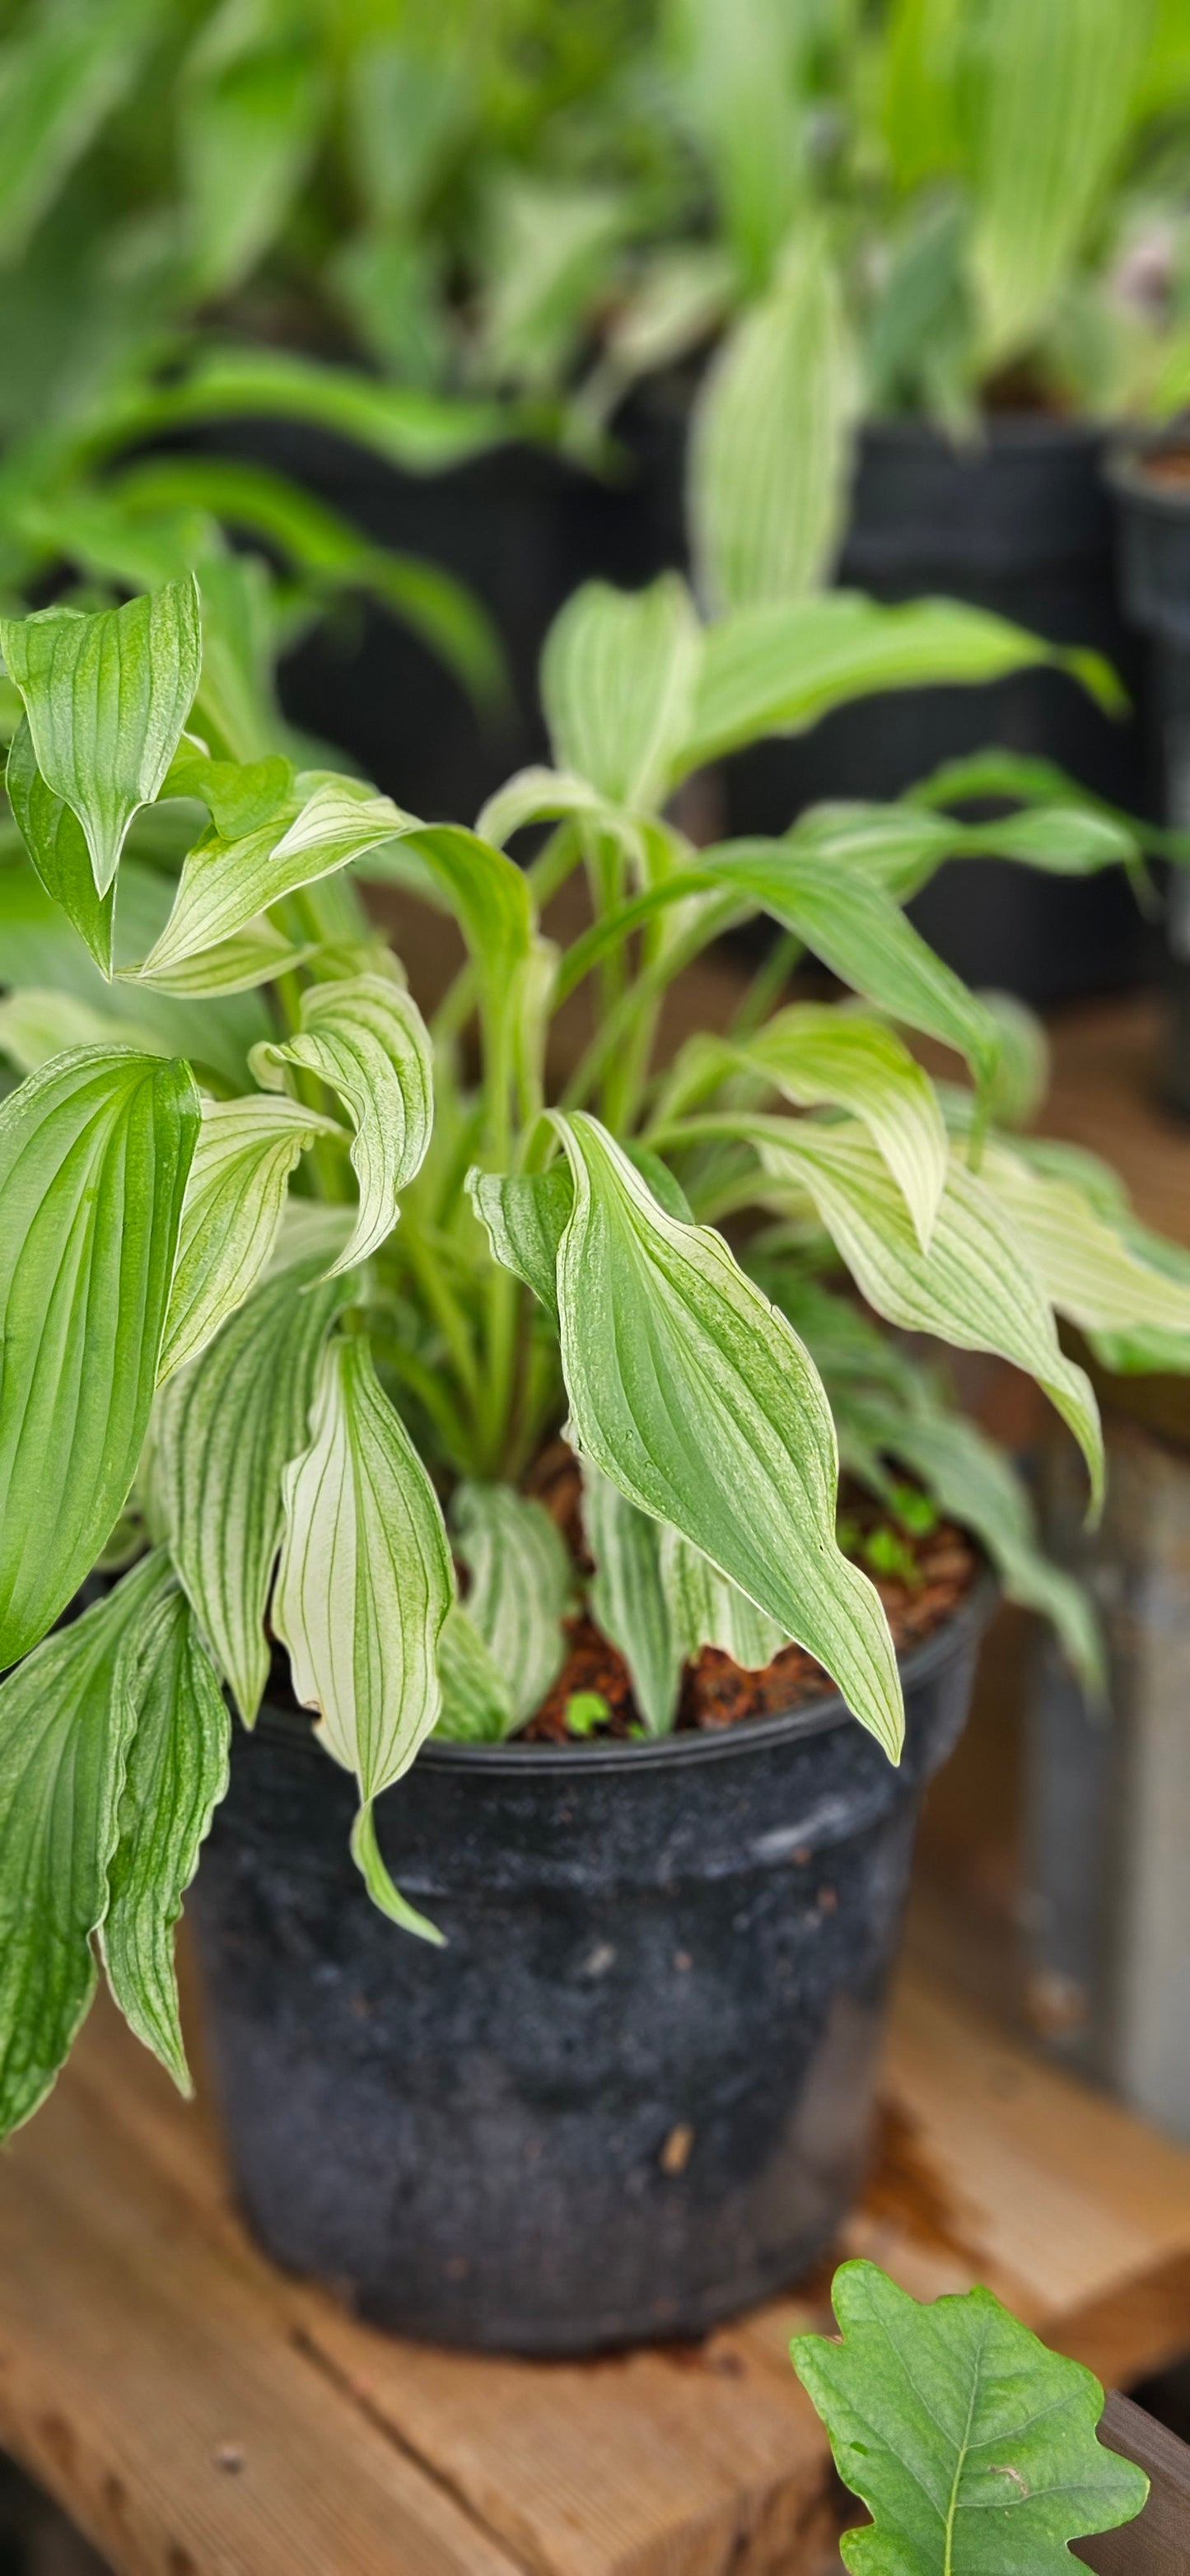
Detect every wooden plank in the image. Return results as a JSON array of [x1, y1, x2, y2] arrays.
[[1076, 2391, 1190, 2573], [2, 1959, 1190, 2576]]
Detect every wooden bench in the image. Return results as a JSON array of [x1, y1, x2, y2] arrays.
[[2, 1953, 1189, 2576]]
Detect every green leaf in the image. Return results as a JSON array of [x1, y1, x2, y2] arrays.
[[760, 1123, 1104, 1510], [791, 2258, 1149, 2573], [134, 775, 416, 978], [674, 595, 1126, 778], [550, 1115, 903, 1756], [451, 1482, 571, 1729], [726, 1005, 948, 1250], [435, 1604, 516, 1743], [465, 1164, 572, 1323], [0, 987, 161, 1075], [701, 838, 1002, 1088], [689, 232, 857, 612], [101, 1580, 230, 2089], [180, 18, 322, 300], [665, 0, 811, 290], [101, 343, 508, 478], [161, 743, 294, 838], [6, 717, 113, 972], [660, 1525, 787, 1671], [126, 917, 311, 998], [540, 575, 702, 811], [857, 1402, 1104, 1696], [399, 824, 534, 1023], [581, 1461, 684, 1737], [160, 1258, 348, 1725], [349, 1799, 445, 1945], [0, 579, 202, 898], [159, 1094, 346, 1384], [0, 1549, 167, 2140], [0, 1048, 199, 1668], [980, 1144, 1190, 1338], [475, 766, 637, 852], [0, 0, 159, 262], [250, 973, 433, 1273], [968, 0, 1152, 367], [274, 1335, 453, 1801]]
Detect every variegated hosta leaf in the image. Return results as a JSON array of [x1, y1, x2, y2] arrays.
[[127, 916, 312, 996], [0, 987, 164, 1074], [250, 973, 433, 1273], [400, 824, 534, 1020], [466, 1164, 572, 1323], [161, 744, 294, 838], [274, 1337, 453, 1924], [435, 1605, 516, 1742], [969, 0, 1150, 366], [981, 993, 1050, 1131], [0, 1048, 199, 1669], [759, 1122, 1104, 1510], [6, 717, 114, 972], [101, 1577, 230, 2089], [475, 765, 642, 854], [159, 1094, 346, 1383], [660, 1526, 788, 1671], [855, 1400, 1104, 1698], [160, 1258, 349, 1724], [726, 1006, 948, 1250], [133, 774, 417, 979], [700, 837, 1001, 1088], [581, 1461, 684, 1737], [671, 593, 1123, 780], [0, 1550, 168, 2140], [0, 579, 202, 897], [540, 574, 702, 811], [551, 1115, 903, 1756], [450, 1481, 571, 1728], [689, 231, 857, 614], [981, 1146, 1190, 1337]]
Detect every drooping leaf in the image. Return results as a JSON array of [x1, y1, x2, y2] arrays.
[[101, 342, 509, 478], [700, 837, 1002, 1087], [581, 1461, 684, 1737], [451, 1481, 571, 1728], [6, 717, 114, 971], [475, 765, 634, 852], [0, 1549, 167, 2140], [660, 1525, 787, 1671], [133, 775, 412, 978], [101, 1580, 230, 2089], [158, 1093, 346, 1384], [726, 1006, 948, 1249], [0, 579, 202, 897], [435, 1604, 516, 1742], [759, 1122, 1103, 1509], [791, 2260, 1148, 2574], [689, 231, 856, 612], [161, 1258, 349, 1724], [550, 1115, 903, 1755], [672, 593, 1124, 778], [980, 1144, 1190, 1338], [0, 1047, 199, 1668], [274, 1334, 453, 1801], [250, 973, 433, 1273], [127, 916, 311, 997], [856, 1401, 1104, 1696], [465, 1163, 573, 1323], [540, 575, 702, 811]]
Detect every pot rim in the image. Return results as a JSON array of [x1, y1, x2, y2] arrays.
[[254, 1566, 995, 1780], [860, 412, 1104, 458]]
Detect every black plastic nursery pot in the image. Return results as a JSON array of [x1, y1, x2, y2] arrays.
[[1108, 440, 1190, 1113], [190, 1571, 993, 2357], [724, 415, 1150, 1006]]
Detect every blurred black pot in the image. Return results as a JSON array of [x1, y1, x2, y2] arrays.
[[1108, 436, 1190, 1110]]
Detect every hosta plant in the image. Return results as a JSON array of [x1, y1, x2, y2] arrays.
[[2, 562, 1190, 2137]]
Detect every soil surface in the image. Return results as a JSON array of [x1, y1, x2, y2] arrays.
[[1137, 446, 1190, 489], [520, 1443, 979, 1744]]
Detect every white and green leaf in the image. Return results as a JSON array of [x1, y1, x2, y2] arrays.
[[660, 1525, 788, 1671], [725, 1005, 948, 1249], [0, 579, 202, 897], [250, 973, 433, 1272], [551, 1116, 903, 1755], [540, 574, 702, 811], [581, 1461, 684, 1737], [0, 1047, 199, 1669], [159, 1092, 346, 1384], [6, 717, 114, 973], [435, 1605, 516, 1743], [451, 1481, 571, 1728]]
